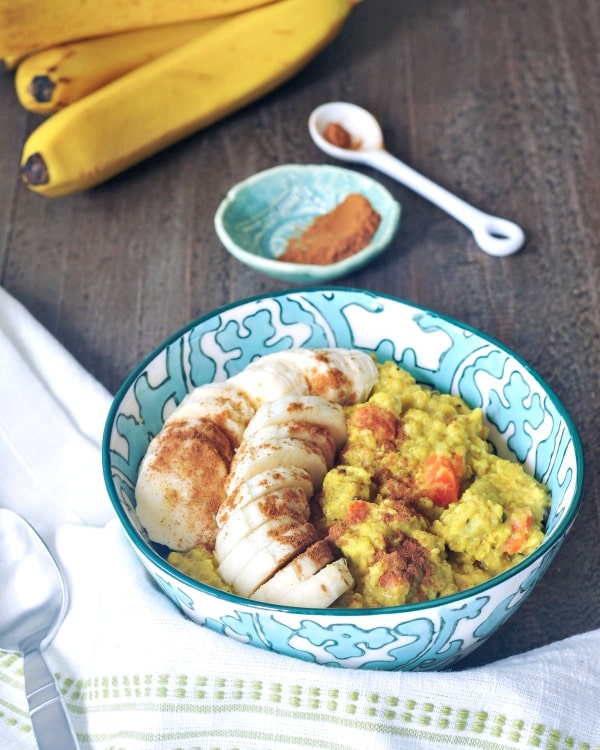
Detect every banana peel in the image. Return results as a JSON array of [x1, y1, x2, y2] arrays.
[[20, 0, 358, 197]]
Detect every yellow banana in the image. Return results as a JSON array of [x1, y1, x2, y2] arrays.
[[20, 0, 359, 198], [15, 18, 226, 115], [0, 0, 279, 62]]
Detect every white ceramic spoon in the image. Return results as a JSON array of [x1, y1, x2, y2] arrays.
[[0, 508, 79, 749], [309, 101, 525, 257]]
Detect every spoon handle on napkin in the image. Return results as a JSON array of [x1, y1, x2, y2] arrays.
[[24, 648, 80, 750]]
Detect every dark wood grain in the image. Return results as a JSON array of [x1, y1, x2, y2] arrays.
[[1, 0, 598, 667]]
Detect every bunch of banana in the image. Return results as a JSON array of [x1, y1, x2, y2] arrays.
[[2, 0, 360, 197]]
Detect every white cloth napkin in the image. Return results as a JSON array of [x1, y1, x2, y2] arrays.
[[1, 284, 598, 750]]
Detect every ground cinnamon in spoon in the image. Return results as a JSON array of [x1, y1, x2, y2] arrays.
[[279, 193, 381, 266], [324, 121, 354, 149]]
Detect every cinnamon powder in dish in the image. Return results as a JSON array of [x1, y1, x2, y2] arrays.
[[279, 192, 381, 266]]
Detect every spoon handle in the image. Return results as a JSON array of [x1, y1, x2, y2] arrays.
[[366, 149, 525, 257], [23, 648, 80, 750]]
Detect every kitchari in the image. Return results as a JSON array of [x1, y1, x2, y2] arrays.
[[317, 361, 550, 607]]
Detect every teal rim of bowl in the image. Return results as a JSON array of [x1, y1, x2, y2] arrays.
[[102, 286, 585, 617]]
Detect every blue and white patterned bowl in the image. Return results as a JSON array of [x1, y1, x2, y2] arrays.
[[103, 288, 583, 671], [214, 164, 401, 283]]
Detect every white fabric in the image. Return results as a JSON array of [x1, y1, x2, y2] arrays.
[[1, 284, 598, 750]]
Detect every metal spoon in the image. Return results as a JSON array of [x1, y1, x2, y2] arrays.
[[0, 508, 79, 750], [308, 101, 525, 257]]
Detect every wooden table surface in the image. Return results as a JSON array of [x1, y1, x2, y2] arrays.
[[1, 0, 598, 668]]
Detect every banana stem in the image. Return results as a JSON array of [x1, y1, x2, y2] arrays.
[[30, 75, 55, 103], [21, 153, 49, 186]]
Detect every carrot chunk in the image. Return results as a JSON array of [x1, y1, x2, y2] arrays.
[[421, 453, 463, 507], [504, 514, 534, 554]]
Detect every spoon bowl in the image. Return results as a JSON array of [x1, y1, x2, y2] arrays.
[[309, 101, 525, 257], [309, 101, 385, 158], [0, 508, 79, 749]]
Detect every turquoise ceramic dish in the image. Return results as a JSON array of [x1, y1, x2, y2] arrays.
[[214, 165, 401, 283], [103, 288, 583, 671]]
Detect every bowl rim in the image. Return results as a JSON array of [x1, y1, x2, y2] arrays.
[[102, 286, 585, 616], [213, 163, 402, 279]]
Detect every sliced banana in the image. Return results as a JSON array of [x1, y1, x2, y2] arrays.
[[278, 558, 354, 608], [244, 421, 337, 469], [251, 539, 334, 603], [171, 381, 255, 445], [341, 349, 381, 403], [229, 356, 310, 409], [136, 346, 377, 574], [135, 381, 254, 550], [230, 521, 319, 598], [136, 418, 233, 550], [261, 348, 378, 405], [214, 486, 310, 561], [216, 388, 355, 600], [216, 466, 314, 527], [217, 516, 316, 590], [244, 394, 347, 451], [224, 436, 329, 499]]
